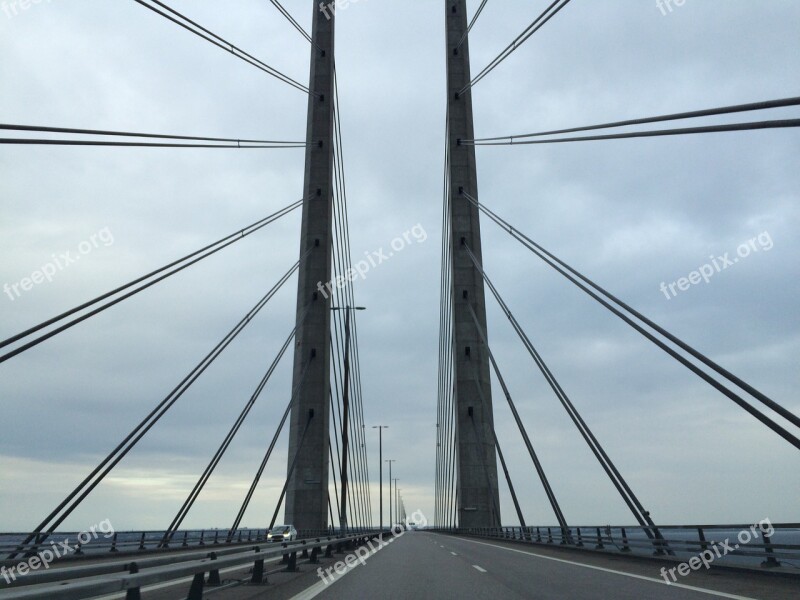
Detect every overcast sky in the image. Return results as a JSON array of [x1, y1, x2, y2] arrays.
[[1, 1, 798, 534]]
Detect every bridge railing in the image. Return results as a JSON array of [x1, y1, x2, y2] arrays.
[[0, 526, 382, 560], [0, 530, 390, 599], [434, 523, 800, 571]]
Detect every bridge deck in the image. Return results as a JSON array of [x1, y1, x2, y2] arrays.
[[111, 531, 798, 600]]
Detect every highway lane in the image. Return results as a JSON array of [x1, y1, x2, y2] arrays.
[[300, 532, 798, 600]]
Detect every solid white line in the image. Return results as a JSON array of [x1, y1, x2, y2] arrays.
[[473, 565, 487, 573], [451, 537, 759, 600]]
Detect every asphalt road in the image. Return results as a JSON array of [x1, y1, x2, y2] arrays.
[[14, 532, 794, 599], [289, 532, 798, 600]]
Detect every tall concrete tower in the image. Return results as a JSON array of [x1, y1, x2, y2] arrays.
[[284, 1, 336, 534], [445, 0, 502, 529]]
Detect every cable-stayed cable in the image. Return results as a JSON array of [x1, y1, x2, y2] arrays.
[[8, 253, 307, 558], [330, 68, 372, 528], [162, 319, 302, 545], [467, 96, 800, 143], [133, 0, 311, 94], [462, 119, 800, 145], [0, 199, 303, 363], [466, 303, 570, 538], [436, 107, 457, 528], [268, 0, 316, 47], [0, 124, 307, 147], [465, 244, 669, 548], [459, 0, 572, 96], [463, 192, 800, 449], [269, 410, 315, 530], [228, 358, 314, 537], [493, 430, 526, 529], [455, 0, 489, 50]]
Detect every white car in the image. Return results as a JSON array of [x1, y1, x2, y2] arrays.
[[267, 525, 297, 543]]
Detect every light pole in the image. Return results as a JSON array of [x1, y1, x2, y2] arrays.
[[385, 459, 396, 528], [397, 489, 402, 525], [373, 426, 389, 531], [393, 478, 399, 526], [331, 305, 366, 534]]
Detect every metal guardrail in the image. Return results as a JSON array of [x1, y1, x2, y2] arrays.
[[434, 524, 800, 571], [0, 531, 388, 600], [0, 527, 367, 559]]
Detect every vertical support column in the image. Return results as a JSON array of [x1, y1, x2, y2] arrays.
[[445, 0, 501, 529], [285, 1, 335, 534]]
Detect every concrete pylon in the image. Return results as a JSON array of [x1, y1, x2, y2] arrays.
[[284, 1, 335, 535], [445, 0, 501, 529]]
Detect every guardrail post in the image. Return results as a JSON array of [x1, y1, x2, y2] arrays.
[[284, 551, 298, 572], [199, 530, 205, 546], [325, 543, 334, 558], [547, 527, 553, 544], [536, 527, 542, 543], [186, 572, 205, 600], [698, 527, 708, 552], [310, 545, 320, 564], [213, 531, 220, 545], [251, 547, 267, 584], [182, 531, 189, 548], [125, 562, 141, 600], [138, 532, 146, 551], [576, 528, 584, 547], [761, 531, 782, 568], [595, 528, 605, 549], [620, 528, 631, 552], [110, 532, 119, 553], [301, 541, 309, 559], [207, 552, 221, 586], [24, 533, 42, 558], [74, 543, 83, 556]]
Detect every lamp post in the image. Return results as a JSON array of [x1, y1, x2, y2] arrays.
[[373, 426, 389, 531], [397, 489, 402, 525], [393, 478, 399, 526], [385, 459, 396, 528], [331, 305, 366, 534]]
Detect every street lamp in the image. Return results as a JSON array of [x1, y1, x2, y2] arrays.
[[393, 478, 399, 526], [397, 489, 402, 525], [373, 426, 389, 531], [331, 305, 366, 534], [385, 459, 396, 528]]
